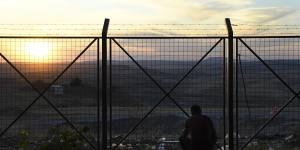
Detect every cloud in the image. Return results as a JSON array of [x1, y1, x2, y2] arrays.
[[120, 0, 295, 25], [0, 0, 297, 27], [231, 7, 295, 24], [213, 0, 254, 6]]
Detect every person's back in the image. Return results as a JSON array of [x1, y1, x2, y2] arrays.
[[180, 105, 217, 150], [185, 114, 216, 150]]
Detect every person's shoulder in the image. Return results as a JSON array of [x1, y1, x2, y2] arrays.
[[200, 115, 213, 121], [201, 115, 210, 119], [185, 117, 194, 127], [186, 116, 198, 123], [185, 117, 192, 123]]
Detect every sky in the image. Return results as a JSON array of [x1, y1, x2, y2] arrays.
[[0, 0, 299, 25], [0, 0, 299, 63]]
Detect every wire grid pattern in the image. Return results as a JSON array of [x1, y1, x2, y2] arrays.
[[0, 38, 99, 149], [237, 37, 300, 149], [110, 38, 225, 148]]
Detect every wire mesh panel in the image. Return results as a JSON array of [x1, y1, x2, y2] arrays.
[[237, 37, 300, 150], [110, 37, 225, 149], [0, 38, 100, 150]]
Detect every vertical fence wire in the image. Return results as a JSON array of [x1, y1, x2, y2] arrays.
[[97, 38, 101, 150], [223, 38, 227, 150], [235, 38, 239, 150]]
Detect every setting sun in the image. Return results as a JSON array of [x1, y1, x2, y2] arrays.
[[25, 42, 50, 62]]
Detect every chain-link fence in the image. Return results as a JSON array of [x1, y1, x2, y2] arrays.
[[0, 19, 300, 150]]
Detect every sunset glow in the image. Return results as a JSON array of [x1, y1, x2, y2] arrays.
[[25, 42, 50, 62]]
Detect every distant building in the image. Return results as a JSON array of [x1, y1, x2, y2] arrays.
[[50, 85, 64, 95]]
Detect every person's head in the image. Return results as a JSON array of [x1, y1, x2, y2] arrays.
[[191, 104, 202, 116]]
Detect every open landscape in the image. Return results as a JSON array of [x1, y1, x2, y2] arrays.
[[1, 58, 300, 149]]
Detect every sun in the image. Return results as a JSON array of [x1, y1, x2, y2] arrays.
[[25, 42, 50, 62]]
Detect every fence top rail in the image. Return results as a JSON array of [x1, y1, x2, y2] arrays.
[[0, 36, 226, 39], [109, 36, 226, 39], [235, 35, 300, 38], [0, 36, 100, 39], [110, 35, 300, 39], [0, 35, 299, 39]]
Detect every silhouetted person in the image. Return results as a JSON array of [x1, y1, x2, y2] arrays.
[[179, 105, 217, 150]]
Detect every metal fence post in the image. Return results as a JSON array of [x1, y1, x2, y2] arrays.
[[102, 18, 110, 150], [225, 18, 234, 150], [97, 37, 100, 150], [223, 38, 227, 149], [235, 38, 239, 150]]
